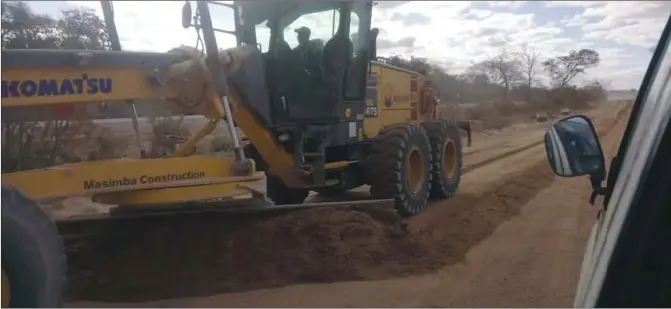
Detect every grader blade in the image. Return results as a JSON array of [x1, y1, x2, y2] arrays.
[[218, 198, 396, 214], [56, 198, 396, 223]]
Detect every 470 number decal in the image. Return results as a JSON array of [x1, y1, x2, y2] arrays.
[[364, 106, 378, 118]]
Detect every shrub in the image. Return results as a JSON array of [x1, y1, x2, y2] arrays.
[[1, 105, 120, 172]]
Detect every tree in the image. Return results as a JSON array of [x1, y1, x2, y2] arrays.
[[517, 44, 541, 101], [1, 2, 59, 49], [57, 8, 110, 50], [1, 1, 112, 172], [1, 1, 110, 50], [467, 48, 524, 100], [542, 49, 600, 88]]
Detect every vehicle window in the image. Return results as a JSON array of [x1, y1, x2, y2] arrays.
[[255, 22, 271, 53], [350, 12, 361, 52], [281, 9, 362, 57], [283, 10, 337, 50]]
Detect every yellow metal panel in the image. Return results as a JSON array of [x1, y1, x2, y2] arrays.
[[362, 63, 420, 138], [0, 46, 331, 200], [0, 67, 176, 107], [1, 156, 257, 200], [93, 177, 264, 205], [323, 161, 349, 170], [380, 66, 413, 110]]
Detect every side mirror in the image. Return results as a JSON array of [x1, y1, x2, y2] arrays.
[[368, 27, 379, 61], [544, 115, 605, 178], [181, 1, 192, 29]]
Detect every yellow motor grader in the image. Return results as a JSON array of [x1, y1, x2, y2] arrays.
[[0, 0, 470, 306]]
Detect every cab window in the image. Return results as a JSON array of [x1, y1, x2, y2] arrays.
[[283, 10, 335, 50], [254, 23, 271, 53], [281, 9, 362, 57]]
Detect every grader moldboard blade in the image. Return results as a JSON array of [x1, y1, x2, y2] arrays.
[[57, 196, 396, 223]]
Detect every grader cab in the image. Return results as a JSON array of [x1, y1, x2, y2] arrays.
[[1, 0, 470, 307]]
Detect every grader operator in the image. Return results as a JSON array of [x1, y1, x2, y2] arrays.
[[1, 0, 470, 307]]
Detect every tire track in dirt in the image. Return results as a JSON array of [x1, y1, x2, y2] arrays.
[[416, 103, 632, 308], [63, 104, 629, 305], [462, 140, 544, 174]]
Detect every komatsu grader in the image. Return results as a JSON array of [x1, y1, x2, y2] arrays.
[[1, 0, 471, 306]]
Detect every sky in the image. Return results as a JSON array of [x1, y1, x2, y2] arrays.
[[25, 1, 671, 90]]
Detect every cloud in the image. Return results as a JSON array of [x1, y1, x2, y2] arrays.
[[22, 0, 668, 90], [486, 1, 528, 10], [557, 1, 669, 48], [544, 1, 600, 8], [390, 12, 431, 27], [374, 1, 408, 10], [377, 37, 416, 49]]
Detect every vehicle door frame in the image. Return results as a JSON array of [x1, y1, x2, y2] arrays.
[[577, 15, 671, 307]]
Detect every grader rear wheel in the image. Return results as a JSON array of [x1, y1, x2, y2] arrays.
[[1, 185, 66, 308], [423, 120, 463, 198], [368, 124, 432, 217]]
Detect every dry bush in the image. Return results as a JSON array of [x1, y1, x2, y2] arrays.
[[147, 114, 191, 158], [135, 99, 191, 158], [448, 82, 606, 132], [459, 100, 518, 130], [146, 116, 238, 157], [544, 83, 605, 113], [437, 104, 465, 122], [209, 135, 233, 153], [1, 105, 120, 172]]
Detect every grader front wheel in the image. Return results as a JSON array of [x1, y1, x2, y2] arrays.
[[1, 185, 66, 308], [368, 124, 432, 217]]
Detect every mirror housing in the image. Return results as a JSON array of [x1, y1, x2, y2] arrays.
[[182, 1, 192, 29], [368, 27, 379, 61], [545, 115, 605, 177], [544, 115, 607, 203]]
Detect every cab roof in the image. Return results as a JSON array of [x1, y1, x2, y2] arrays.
[[234, 0, 371, 27]]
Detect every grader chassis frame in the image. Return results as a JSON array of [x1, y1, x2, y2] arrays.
[[1, 1, 474, 306], [1, 0, 393, 219]]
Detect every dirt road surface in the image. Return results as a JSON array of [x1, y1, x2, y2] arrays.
[[64, 102, 631, 308]]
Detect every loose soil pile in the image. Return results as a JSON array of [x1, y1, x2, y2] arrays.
[[61, 103, 631, 303], [61, 160, 557, 303]]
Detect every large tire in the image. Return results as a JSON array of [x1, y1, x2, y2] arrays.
[[423, 120, 463, 198], [1, 185, 66, 308], [266, 174, 309, 205], [368, 124, 432, 217]]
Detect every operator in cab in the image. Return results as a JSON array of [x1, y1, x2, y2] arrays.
[[293, 26, 323, 75], [294, 26, 313, 53]]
